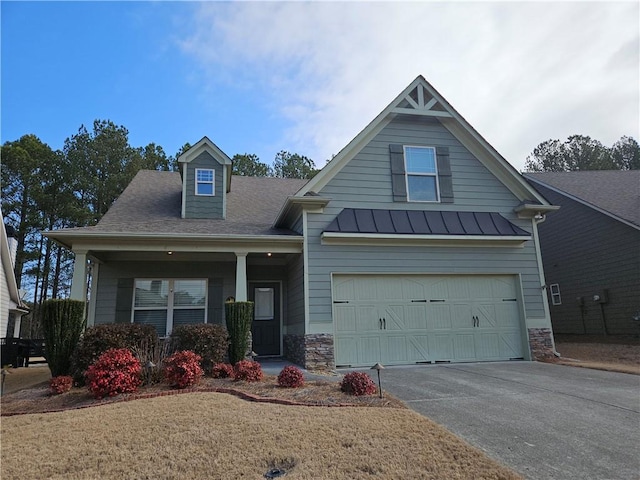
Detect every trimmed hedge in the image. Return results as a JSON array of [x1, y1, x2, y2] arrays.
[[225, 301, 254, 364], [71, 324, 158, 385], [169, 324, 228, 374], [41, 299, 86, 376]]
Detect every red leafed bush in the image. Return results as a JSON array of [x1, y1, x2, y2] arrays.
[[163, 350, 204, 389], [277, 365, 304, 388], [340, 371, 377, 396], [233, 360, 263, 382], [86, 348, 142, 399], [49, 375, 73, 395], [211, 362, 235, 379]]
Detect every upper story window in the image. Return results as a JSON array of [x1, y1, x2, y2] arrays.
[[404, 146, 439, 202], [195, 169, 215, 196], [549, 284, 562, 305]]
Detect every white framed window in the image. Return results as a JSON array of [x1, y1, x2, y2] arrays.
[[404, 146, 439, 202], [550, 283, 562, 305], [195, 169, 215, 196], [132, 279, 207, 336]]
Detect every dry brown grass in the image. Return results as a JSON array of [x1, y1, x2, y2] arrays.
[[555, 335, 640, 375], [1, 392, 520, 480]]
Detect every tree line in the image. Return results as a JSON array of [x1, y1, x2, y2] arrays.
[[1, 119, 319, 337]]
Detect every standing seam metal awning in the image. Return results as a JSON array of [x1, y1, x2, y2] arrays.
[[324, 209, 530, 236]]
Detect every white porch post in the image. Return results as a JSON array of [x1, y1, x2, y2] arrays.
[[235, 252, 248, 301], [70, 250, 88, 302]]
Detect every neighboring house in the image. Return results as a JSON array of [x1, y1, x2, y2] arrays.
[[525, 171, 640, 336], [1, 210, 29, 338], [46, 76, 559, 369]]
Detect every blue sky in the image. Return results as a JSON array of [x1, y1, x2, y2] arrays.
[[2, 1, 639, 171]]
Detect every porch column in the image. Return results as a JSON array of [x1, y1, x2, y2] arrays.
[[235, 252, 248, 301], [70, 250, 88, 302]]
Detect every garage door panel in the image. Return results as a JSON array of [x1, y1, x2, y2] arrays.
[[333, 275, 524, 367], [335, 306, 356, 333], [358, 336, 382, 364], [406, 305, 428, 330]]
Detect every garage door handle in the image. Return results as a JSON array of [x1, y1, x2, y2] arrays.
[[379, 318, 382, 330], [383, 318, 386, 329], [472, 315, 479, 327]]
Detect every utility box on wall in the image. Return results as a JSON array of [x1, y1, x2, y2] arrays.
[[592, 289, 609, 304]]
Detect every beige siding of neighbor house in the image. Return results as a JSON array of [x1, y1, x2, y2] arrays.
[[304, 115, 547, 332]]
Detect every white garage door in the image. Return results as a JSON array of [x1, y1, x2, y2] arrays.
[[333, 275, 524, 367]]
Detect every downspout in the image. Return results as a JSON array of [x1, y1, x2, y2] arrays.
[[532, 213, 561, 358]]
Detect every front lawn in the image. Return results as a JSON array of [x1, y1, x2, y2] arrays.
[[1, 392, 520, 479]]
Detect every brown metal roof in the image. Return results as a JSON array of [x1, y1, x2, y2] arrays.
[[325, 208, 530, 236]]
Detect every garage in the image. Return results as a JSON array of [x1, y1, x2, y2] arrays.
[[333, 274, 525, 367]]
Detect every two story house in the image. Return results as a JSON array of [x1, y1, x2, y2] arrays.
[[46, 76, 559, 369]]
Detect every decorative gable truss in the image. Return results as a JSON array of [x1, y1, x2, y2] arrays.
[[392, 82, 452, 117]]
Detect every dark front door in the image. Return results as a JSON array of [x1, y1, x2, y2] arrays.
[[249, 282, 280, 356]]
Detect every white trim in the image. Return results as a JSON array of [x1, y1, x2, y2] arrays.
[[531, 217, 555, 334], [235, 253, 248, 301], [177, 136, 233, 165], [321, 232, 530, 247], [550, 283, 562, 306], [403, 145, 440, 203], [87, 261, 99, 327], [222, 165, 228, 219], [195, 168, 215, 196], [181, 163, 187, 219], [525, 176, 640, 231], [303, 210, 310, 333]]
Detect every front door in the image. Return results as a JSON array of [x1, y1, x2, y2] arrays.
[[249, 282, 281, 356]]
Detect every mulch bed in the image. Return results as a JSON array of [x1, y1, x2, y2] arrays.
[[1, 375, 407, 416]]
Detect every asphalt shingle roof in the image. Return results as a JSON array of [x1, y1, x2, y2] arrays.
[[62, 171, 309, 236], [525, 170, 640, 227]]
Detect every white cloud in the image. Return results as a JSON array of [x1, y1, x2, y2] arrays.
[[180, 1, 639, 170]]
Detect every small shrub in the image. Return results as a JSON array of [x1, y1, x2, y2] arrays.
[[233, 359, 263, 383], [170, 324, 229, 374], [49, 375, 73, 395], [340, 371, 377, 396], [163, 350, 204, 389], [277, 365, 304, 388], [86, 348, 142, 399], [131, 337, 173, 385], [71, 324, 158, 385], [211, 362, 235, 379]]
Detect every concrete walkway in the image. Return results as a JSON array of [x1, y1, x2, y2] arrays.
[[372, 361, 639, 480]]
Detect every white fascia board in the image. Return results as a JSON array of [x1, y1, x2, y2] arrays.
[[514, 203, 561, 219], [1, 217, 22, 305], [177, 136, 233, 165], [525, 177, 640, 231], [321, 232, 530, 248], [273, 196, 332, 228], [181, 162, 187, 218], [48, 232, 304, 254]]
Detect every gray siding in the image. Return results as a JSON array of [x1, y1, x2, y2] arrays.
[[306, 116, 547, 330], [535, 185, 640, 335], [184, 151, 225, 219], [286, 254, 305, 334]]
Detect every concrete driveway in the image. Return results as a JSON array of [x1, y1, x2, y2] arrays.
[[377, 362, 639, 480]]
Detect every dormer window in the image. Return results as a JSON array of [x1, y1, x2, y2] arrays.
[[195, 169, 215, 196]]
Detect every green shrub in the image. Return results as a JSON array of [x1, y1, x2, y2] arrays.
[[41, 299, 86, 376], [71, 324, 157, 385], [169, 324, 229, 374], [225, 301, 254, 364]]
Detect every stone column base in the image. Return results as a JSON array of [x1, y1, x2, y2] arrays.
[[528, 327, 555, 361], [284, 333, 335, 371]]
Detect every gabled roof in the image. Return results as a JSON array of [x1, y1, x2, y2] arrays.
[[47, 171, 309, 248], [1, 210, 28, 313], [178, 136, 233, 193], [525, 170, 640, 228], [295, 75, 550, 206]]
